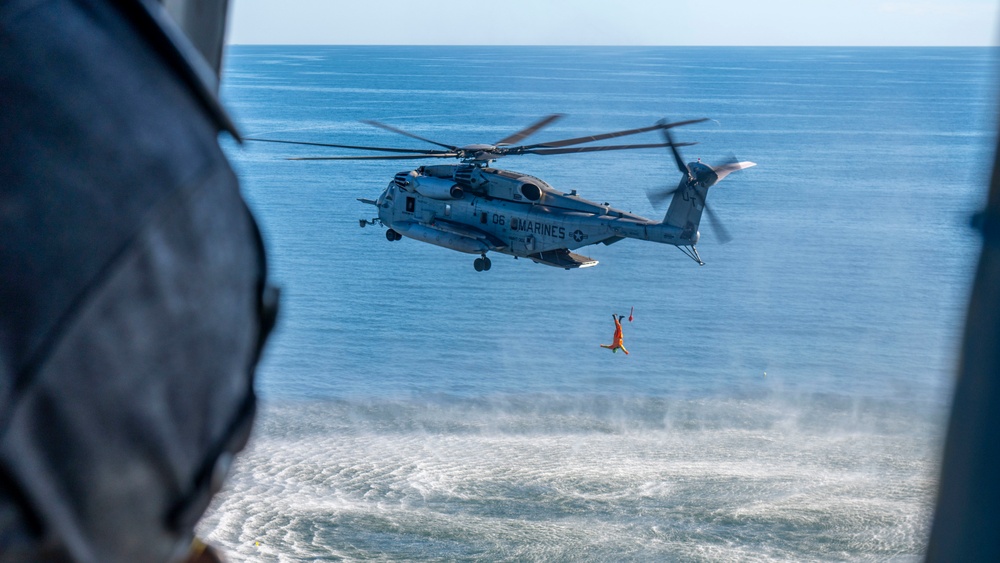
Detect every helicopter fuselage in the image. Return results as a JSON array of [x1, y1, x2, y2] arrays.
[[363, 163, 700, 269]]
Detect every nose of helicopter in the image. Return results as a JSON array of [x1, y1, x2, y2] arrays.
[[376, 183, 394, 208]]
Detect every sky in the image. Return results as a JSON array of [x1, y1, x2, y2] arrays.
[[228, 0, 999, 46]]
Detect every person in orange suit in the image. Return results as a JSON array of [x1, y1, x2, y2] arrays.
[[600, 314, 629, 354]]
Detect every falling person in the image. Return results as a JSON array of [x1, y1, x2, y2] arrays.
[[600, 314, 629, 354]]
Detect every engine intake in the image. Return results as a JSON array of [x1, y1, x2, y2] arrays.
[[520, 183, 542, 201]]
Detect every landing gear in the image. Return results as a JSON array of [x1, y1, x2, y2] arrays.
[[678, 245, 705, 266], [385, 228, 401, 241], [473, 254, 492, 272]]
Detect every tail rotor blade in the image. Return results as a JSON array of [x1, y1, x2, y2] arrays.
[[646, 183, 680, 209], [703, 156, 754, 243], [702, 201, 733, 244], [717, 152, 741, 168], [660, 124, 692, 181]]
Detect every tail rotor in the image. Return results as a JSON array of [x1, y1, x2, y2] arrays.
[[647, 121, 755, 244]]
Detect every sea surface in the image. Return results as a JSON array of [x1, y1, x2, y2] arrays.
[[198, 46, 995, 561]]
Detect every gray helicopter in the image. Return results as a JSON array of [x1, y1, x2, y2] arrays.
[[249, 115, 755, 271]]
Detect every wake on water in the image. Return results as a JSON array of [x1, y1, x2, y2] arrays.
[[199, 392, 942, 562]]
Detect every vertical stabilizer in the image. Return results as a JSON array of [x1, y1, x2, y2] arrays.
[[663, 180, 709, 238], [660, 159, 755, 240]]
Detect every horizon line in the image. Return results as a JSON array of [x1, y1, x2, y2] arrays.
[[226, 44, 996, 48]]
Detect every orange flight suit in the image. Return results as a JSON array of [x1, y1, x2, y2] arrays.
[[600, 315, 629, 354]]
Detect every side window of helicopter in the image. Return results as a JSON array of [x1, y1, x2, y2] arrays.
[[405, 197, 415, 213], [381, 185, 395, 209]]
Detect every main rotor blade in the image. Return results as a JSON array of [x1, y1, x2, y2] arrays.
[[522, 141, 696, 156], [246, 137, 455, 154], [361, 120, 458, 151], [495, 114, 564, 146], [289, 153, 460, 161], [521, 118, 709, 150], [660, 117, 711, 130]]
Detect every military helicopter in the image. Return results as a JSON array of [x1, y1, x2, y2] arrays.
[[248, 115, 755, 271]]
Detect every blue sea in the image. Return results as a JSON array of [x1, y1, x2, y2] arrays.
[[198, 46, 994, 561]]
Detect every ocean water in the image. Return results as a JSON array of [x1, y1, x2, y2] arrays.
[[198, 46, 995, 561]]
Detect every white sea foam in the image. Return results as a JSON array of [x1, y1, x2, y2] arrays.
[[198, 394, 941, 561]]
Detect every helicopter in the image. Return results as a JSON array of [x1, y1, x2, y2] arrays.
[[248, 115, 755, 271]]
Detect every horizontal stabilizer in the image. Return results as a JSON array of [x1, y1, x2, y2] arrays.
[[528, 248, 599, 269], [712, 160, 756, 183]]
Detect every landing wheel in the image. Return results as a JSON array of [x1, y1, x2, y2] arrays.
[[483, 256, 492, 271], [386, 229, 400, 241], [474, 258, 485, 272]]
